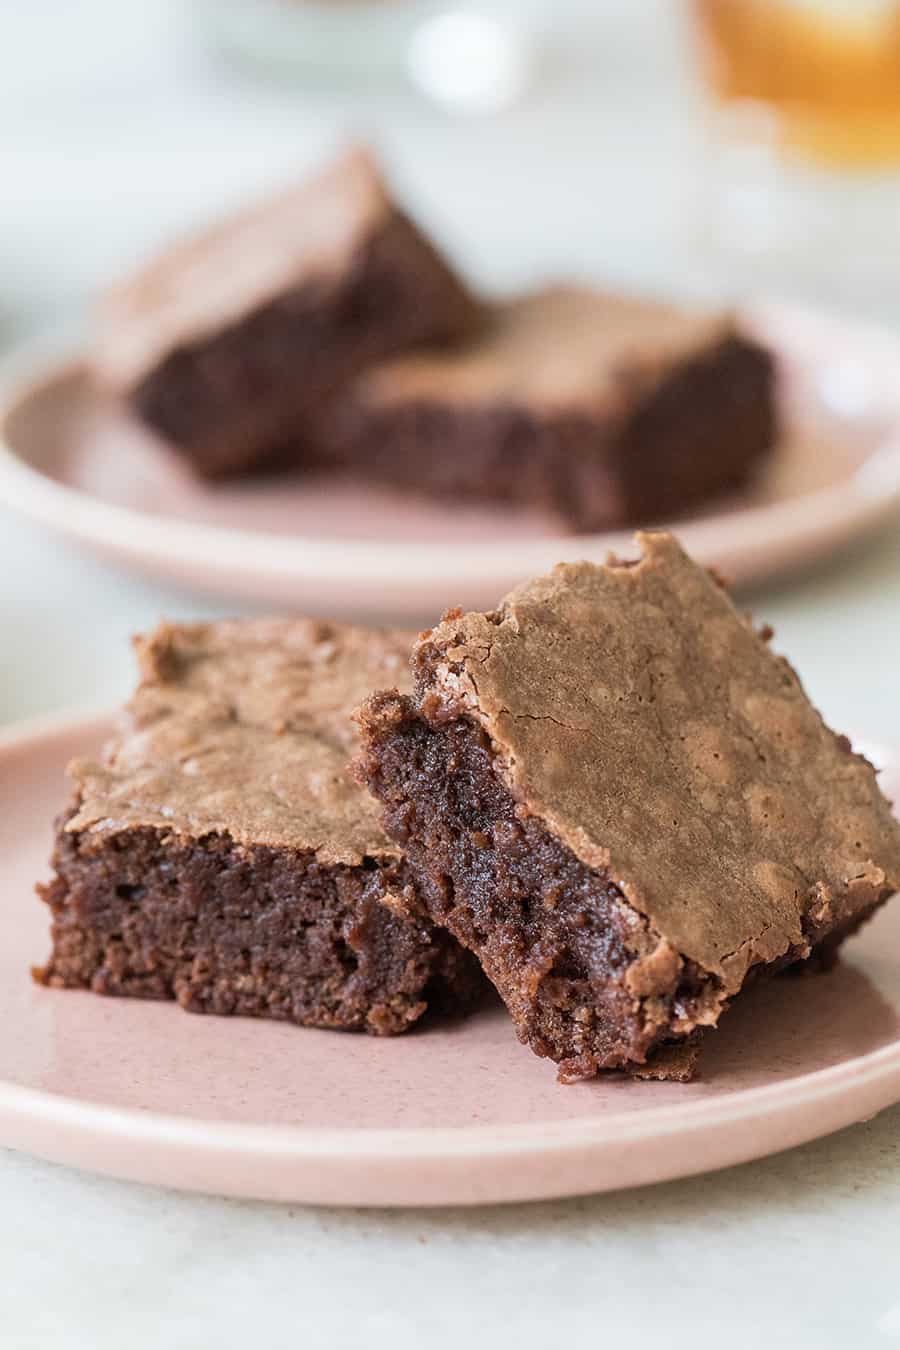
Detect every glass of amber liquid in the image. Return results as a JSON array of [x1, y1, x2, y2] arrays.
[[690, 0, 900, 310]]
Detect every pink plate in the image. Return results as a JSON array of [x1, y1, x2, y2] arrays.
[[2, 302, 900, 618], [3, 710, 900, 1206]]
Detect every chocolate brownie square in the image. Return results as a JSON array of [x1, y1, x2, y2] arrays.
[[92, 146, 479, 477], [311, 286, 776, 531], [36, 620, 482, 1034], [357, 533, 900, 1077]]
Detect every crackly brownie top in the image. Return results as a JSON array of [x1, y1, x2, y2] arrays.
[[415, 532, 900, 988], [68, 619, 413, 865], [95, 145, 393, 388], [354, 286, 741, 414]]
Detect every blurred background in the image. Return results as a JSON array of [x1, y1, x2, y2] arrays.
[[3, 0, 900, 728], [4, 0, 900, 339], [2, 0, 706, 335]]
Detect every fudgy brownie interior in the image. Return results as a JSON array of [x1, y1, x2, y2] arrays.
[[39, 818, 478, 1035], [358, 692, 722, 1076]]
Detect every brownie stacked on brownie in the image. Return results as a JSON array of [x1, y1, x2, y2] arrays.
[[93, 146, 479, 477], [312, 287, 777, 531], [357, 532, 900, 1078], [36, 619, 483, 1035]]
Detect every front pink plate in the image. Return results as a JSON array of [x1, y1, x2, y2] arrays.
[[3, 711, 900, 1206]]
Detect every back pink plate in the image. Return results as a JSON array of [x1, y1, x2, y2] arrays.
[[2, 301, 900, 617], [4, 711, 900, 1207]]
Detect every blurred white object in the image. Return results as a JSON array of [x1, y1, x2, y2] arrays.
[[198, 0, 431, 81], [197, 0, 532, 112], [407, 10, 533, 114]]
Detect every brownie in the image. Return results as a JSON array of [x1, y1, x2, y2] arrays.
[[310, 286, 776, 531], [92, 146, 479, 477], [356, 532, 900, 1078], [36, 619, 483, 1034]]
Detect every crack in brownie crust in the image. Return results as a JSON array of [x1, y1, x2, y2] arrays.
[[36, 618, 484, 1033], [356, 533, 900, 1077]]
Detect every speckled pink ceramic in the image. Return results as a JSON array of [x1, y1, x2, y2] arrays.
[[3, 711, 900, 1206], [2, 302, 900, 617]]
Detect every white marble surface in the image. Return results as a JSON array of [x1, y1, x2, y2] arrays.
[[2, 4, 900, 1346]]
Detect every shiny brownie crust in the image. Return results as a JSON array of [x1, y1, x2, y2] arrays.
[[356, 690, 891, 1079], [356, 537, 900, 1078]]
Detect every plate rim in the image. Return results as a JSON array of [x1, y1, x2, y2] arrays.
[[5, 707, 900, 1205], [2, 303, 900, 600]]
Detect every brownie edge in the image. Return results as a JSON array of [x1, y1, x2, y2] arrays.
[[36, 807, 483, 1036], [355, 690, 722, 1077]]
